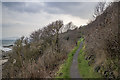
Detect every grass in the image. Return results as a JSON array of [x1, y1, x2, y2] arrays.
[[78, 44, 102, 78], [55, 38, 83, 78]]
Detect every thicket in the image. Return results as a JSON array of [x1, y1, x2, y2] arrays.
[[2, 20, 80, 78]]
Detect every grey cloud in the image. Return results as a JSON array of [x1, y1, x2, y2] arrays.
[[2, 2, 43, 13], [45, 2, 98, 19], [2, 2, 98, 19], [2, 23, 22, 28]]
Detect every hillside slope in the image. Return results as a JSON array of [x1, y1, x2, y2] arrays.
[[83, 2, 119, 78]]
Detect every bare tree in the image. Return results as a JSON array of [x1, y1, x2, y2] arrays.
[[52, 20, 63, 53], [93, 2, 106, 18], [65, 22, 72, 31], [30, 29, 42, 42]]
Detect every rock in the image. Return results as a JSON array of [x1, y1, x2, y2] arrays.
[[94, 66, 101, 72], [59, 73, 63, 76], [104, 70, 109, 78], [108, 72, 115, 78], [88, 56, 91, 60], [85, 56, 88, 60], [104, 71, 108, 75], [110, 72, 113, 75], [90, 55, 95, 60], [86, 54, 95, 61], [89, 55, 95, 60], [3, 45, 13, 48]]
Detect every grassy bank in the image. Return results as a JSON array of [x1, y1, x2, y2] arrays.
[[56, 38, 83, 78], [78, 43, 101, 78]]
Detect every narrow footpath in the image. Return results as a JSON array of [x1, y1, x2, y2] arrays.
[[70, 41, 83, 78]]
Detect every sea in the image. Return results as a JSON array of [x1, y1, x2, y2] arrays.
[[0, 40, 16, 52], [0, 40, 16, 60]]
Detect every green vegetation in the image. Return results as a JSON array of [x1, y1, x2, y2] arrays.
[[78, 44, 101, 78], [56, 38, 83, 78]]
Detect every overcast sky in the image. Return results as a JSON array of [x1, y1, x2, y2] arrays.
[[2, 2, 99, 40]]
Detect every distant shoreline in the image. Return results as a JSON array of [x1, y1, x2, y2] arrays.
[[1, 40, 15, 52], [0, 40, 14, 64], [0, 44, 13, 65], [1, 40, 15, 46], [3, 44, 13, 49]]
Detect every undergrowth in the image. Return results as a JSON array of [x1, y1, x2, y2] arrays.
[[78, 44, 101, 78]]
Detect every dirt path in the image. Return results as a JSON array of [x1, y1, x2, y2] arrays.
[[70, 41, 83, 78]]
